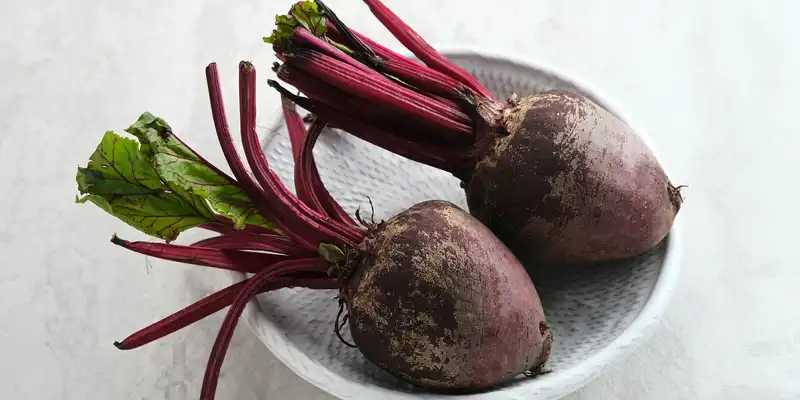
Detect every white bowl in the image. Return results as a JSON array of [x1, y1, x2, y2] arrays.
[[239, 48, 682, 399]]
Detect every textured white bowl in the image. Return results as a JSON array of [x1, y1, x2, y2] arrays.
[[236, 48, 682, 400]]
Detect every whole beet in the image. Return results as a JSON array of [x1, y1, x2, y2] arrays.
[[343, 200, 552, 390], [466, 91, 682, 265], [267, 0, 684, 267], [82, 61, 555, 400]]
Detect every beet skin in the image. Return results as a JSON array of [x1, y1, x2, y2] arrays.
[[466, 91, 682, 266], [343, 200, 552, 390]]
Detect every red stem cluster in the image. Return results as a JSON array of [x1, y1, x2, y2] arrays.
[[360, 0, 496, 100], [283, 100, 355, 225], [192, 232, 308, 256], [111, 235, 290, 273], [272, 0, 504, 180], [286, 49, 473, 137], [111, 62, 367, 400], [271, 79, 464, 174], [200, 257, 330, 399], [113, 268, 335, 350]]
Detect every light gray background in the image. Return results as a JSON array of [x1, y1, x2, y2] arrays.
[[1, 0, 798, 399]]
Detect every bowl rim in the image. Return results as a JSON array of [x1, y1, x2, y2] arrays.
[[234, 46, 684, 400]]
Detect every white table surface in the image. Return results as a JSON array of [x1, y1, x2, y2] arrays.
[[2, 0, 799, 398]]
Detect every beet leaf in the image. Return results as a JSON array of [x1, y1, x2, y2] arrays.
[[76, 113, 276, 241], [75, 131, 214, 241], [264, 1, 326, 46], [129, 113, 274, 231]]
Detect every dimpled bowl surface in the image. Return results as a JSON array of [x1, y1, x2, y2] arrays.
[[237, 49, 682, 400]]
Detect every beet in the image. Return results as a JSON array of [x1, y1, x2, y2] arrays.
[[465, 91, 683, 265], [76, 61, 551, 399], [265, 0, 684, 266], [345, 200, 551, 389]]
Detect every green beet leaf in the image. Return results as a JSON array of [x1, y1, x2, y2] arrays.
[[264, 1, 327, 45], [126, 113, 274, 231], [76, 131, 214, 242]]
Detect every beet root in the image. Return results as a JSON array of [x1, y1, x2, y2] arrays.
[[466, 91, 682, 265], [343, 200, 552, 390]]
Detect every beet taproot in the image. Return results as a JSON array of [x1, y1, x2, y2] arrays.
[[76, 61, 552, 399], [465, 91, 682, 264], [265, 0, 684, 266], [344, 200, 551, 389]]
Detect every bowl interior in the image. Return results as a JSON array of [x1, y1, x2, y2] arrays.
[[253, 52, 668, 396]]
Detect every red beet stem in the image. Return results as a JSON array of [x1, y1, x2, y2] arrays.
[[290, 28, 374, 75], [329, 22, 412, 64], [205, 64, 264, 197], [240, 63, 339, 246], [361, 0, 495, 100], [199, 258, 327, 400], [296, 117, 355, 224], [238, 62, 365, 246], [292, 27, 443, 108], [277, 64, 466, 148], [207, 62, 343, 251], [285, 49, 473, 138], [191, 233, 311, 257], [111, 235, 292, 273], [205, 64, 318, 250], [312, 105, 469, 176], [283, 97, 306, 163], [282, 97, 326, 216], [276, 65, 407, 138], [270, 81, 470, 176], [114, 269, 335, 350], [284, 102, 327, 214], [324, 21, 472, 102], [357, 32, 407, 63], [381, 58, 470, 102], [115, 280, 246, 350]]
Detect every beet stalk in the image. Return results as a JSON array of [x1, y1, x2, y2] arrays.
[[76, 60, 552, 399], [114, 272, 336, 350], [265, 0, 684, 266], [282, 97, 354, 224], [110, 235, 290, 273], [191, 232, 309, 256]]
